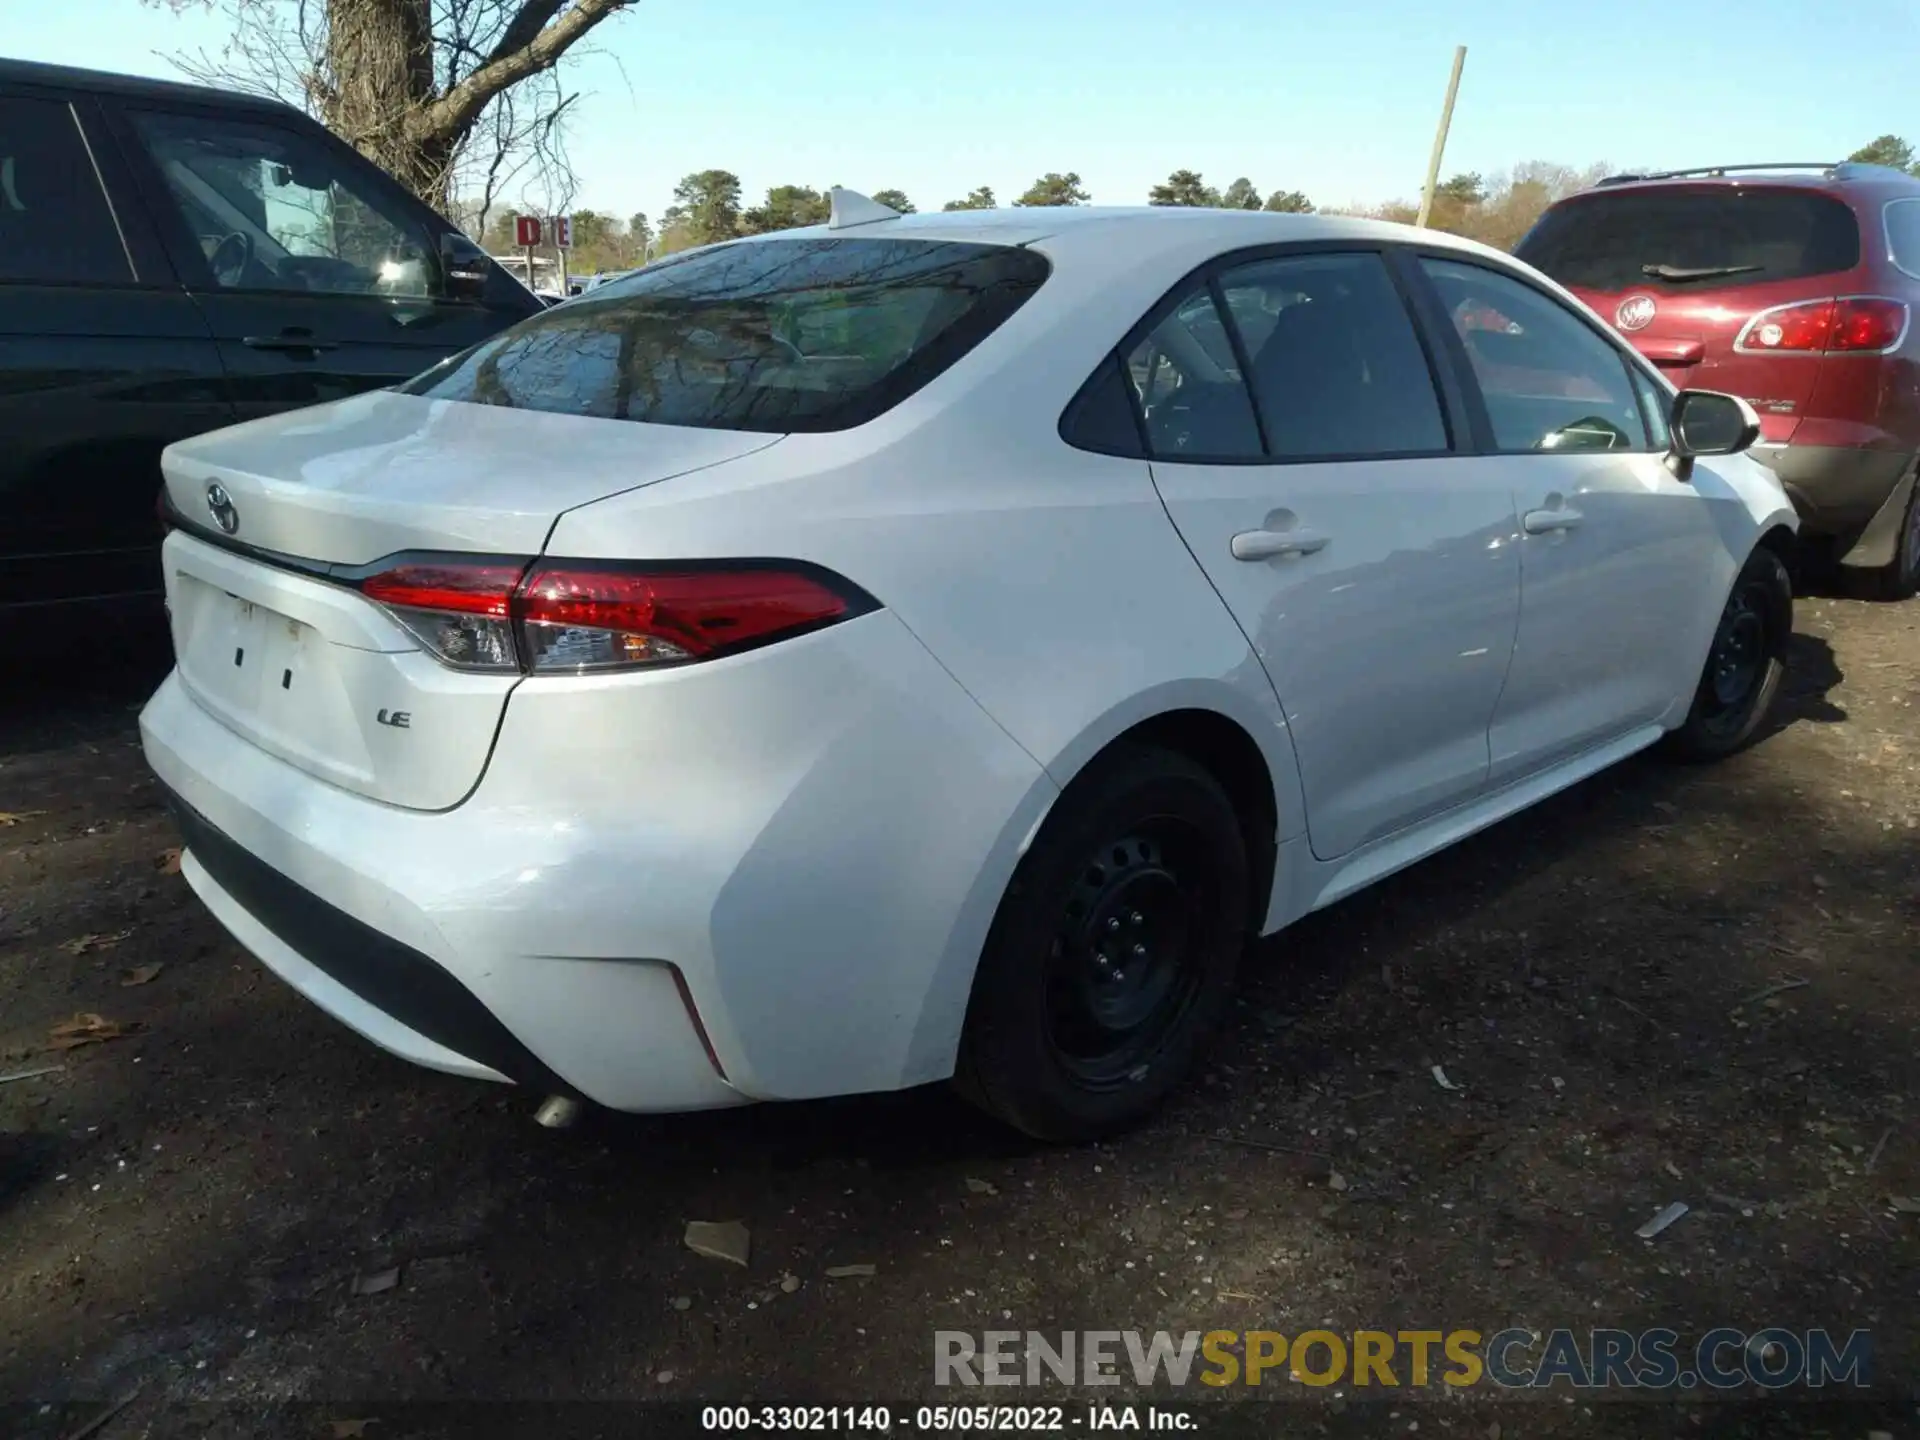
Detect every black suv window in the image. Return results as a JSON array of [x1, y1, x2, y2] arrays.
[[406, 237, 1049, 433], [1219, 251, 1448, 459], [131, 110, 438, 298], [1517, 188, 1860, 293], [1423, 257, 1647, 453], [0, 96, 131, 285]]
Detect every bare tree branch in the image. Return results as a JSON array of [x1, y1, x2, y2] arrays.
[[423, 0, 632, 149]]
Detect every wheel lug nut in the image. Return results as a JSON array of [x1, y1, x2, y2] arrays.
[[1106, 917, 1121, 932], [1132, 944, 1147, 959], [1095, 953, 1110, 969], [1111, 969, 1125, 983], [1129, 911, 1143, 925]]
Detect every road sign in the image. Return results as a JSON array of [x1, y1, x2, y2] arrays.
[[550, 215, 573, 249], [514, 215, 543, 247]]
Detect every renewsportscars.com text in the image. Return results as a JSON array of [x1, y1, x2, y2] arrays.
[[934, 1328, 1872, 1391]]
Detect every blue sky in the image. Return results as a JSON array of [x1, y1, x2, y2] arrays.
[[17, 0, 1920, 222]]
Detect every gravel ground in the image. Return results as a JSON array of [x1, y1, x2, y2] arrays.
[[0, 594, 1916, 1438]]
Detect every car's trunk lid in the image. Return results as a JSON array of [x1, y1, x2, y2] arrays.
[[159, 390, 779, 810]]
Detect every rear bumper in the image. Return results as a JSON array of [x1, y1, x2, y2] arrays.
[[1750, 444, 1916, 564], [138, 607, 1053, 1112]]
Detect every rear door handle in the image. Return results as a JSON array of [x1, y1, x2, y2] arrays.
[[1230, 528, 1330, 561], [1522, 507, 1584, 535], [242, 334, 339, 354]]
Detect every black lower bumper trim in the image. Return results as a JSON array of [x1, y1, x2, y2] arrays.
[[164, 788, 571, 1096]]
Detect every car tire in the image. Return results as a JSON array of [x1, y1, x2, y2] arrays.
[[1661, 545, 1792, 763], [954, 743, 1250, 1143], [1857, 471, 1920, 602]]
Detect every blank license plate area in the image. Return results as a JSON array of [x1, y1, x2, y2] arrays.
[[173, 573, 369, 778]]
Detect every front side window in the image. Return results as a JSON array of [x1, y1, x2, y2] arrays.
[[1629, 364, 1673, 451], [131, 110, 437, 298], [404, 237, 1049, 433], [1218, 251, 1448, 459], [0, 95, 131, 285], [1421, 258, 1647, 453], [1122, 286, 1262, 460]]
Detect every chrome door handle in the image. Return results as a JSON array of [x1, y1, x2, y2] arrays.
[[1522, 507, 1583, 535], [1230, 528, 1330, 561]]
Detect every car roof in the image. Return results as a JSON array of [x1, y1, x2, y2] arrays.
[[0, 57, 301, 117], [758, 204, 1516, 268]]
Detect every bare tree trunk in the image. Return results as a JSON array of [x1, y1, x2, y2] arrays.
[[324, 0, 443, 201]]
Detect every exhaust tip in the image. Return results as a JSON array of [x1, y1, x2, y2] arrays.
[[534, 1094, 582, 1130]]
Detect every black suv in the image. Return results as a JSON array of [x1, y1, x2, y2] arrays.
[[0, 60, 542, 623]]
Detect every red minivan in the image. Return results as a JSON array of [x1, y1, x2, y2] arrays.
[[1518, 163, 1920, 598]]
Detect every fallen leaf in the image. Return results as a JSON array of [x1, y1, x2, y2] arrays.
[[1431, 1064, 1462, 1091], [120, 964, 163, 988], [825, 1263, 877, 1278], [683, 1219, 751, 1266], [779, 1272, 801, 1294], [1887, 1195, 1920, 1214], [46, 1013, 135, 1050], [1327, 1172, 1349, 1192], [330, 1422, 376, 1439], [964, 1177, 998, 1195], [1223, 1208, 1250, 1221], [0, 810, 46, 827], [352, 1267, 400, 1296], [59, 930, 133, 956], [156, 848, 183, 876]]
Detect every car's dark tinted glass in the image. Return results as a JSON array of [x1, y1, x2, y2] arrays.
[[0, 96, 131, 285], [1219, 251, 1448, 459], [1423, 258, 1647, 453], [1061, 354, 1146, 456], [132, 110, 437, 297], [1123, 287, 1263, 460], [403, 237, 1049, 432], [1516, 188, 1860, 293]]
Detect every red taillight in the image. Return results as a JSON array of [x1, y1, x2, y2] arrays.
[[517, 565, 852, 671], [353, 557, 867, 674], [1735, 297, 1909, 355], [359, 561, 525, 617]]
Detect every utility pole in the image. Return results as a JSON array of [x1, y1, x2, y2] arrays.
[[1416, 45, 1468, 228]]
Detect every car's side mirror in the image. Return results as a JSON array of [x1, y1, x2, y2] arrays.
[[1667, 389, 1760, 479], [438, 232, 492, 303]]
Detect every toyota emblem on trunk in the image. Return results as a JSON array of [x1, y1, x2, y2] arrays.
[[206, 483, 238, 535], [1615, 295, 1657, 332]]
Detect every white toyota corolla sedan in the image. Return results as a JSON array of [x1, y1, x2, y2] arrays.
[[140, 191, 1797, 1141]]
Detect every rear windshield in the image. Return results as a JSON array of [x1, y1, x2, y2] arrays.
[[1516, 188, 1861, 293], [401, 237, 1050, 432]]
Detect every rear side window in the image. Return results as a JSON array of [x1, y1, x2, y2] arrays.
[[1123, 287, 1263, 460], [1517, 189, 1860, 293], [1218, 251, 1448, 459], [1886, 199, 1920, 279], [0, 95, 131, 285], [404, 237, 1049, 433]]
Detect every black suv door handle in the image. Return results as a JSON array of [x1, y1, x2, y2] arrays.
[[242, 333, 339, 355]]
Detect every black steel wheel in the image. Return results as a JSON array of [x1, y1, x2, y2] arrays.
[[956, 744, 1250, 1141], [1663, 546, 1791, 761]]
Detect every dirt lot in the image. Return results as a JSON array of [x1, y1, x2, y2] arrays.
[[1, 595, 1916, 1438]]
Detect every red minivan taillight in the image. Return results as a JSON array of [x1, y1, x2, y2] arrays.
[[1734, 297, 1910, 355], [354, 558, 872, 674]]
